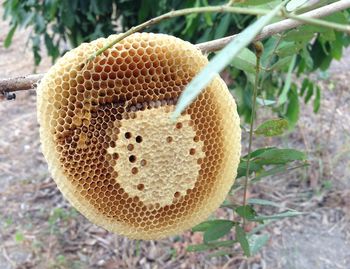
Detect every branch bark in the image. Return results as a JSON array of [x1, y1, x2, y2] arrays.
[[0, 74, 43, 94], [1, 0, 349, 95]]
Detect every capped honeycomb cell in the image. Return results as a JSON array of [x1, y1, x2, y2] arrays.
[[37, 33, 241, 240]]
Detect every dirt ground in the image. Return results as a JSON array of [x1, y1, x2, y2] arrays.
[[1, 4, 350, 269]]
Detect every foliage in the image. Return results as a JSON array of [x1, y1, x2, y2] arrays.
[[2, 0, 248, 65], [188, 146, 307, 256]]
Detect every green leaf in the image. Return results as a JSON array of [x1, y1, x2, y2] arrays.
[[301, 48, 314, 70], [236, 225, 251, 256], [35, 15, 46, 33], [248, 198, 280, 208], [202, 0, 213, 26], [276, 41, 304, 57], [235, 205, 257, 220], [285, 24, 327, 45], [254, 118, 288, 137], [313, 85, 321, 113], [61, 1, 75, 28], [300, 78, 309, 96], [4, 23, 17, 48], [47, 0, 59, 20], [204, 220, 235, 242], [186, 240, 236, 252], [254, 148, 306, 165], [251, 210, 304, 222], [320, 29, 336, 42], [181, 0, 200, 35], [278, 54, 296, 104], [269, 56, 293, 71], [250, 163, 308, 187], [231, 48, 257, 74], [192, 219, 233, 232], [285, 87, 300, 128], [237, 160, 262, 178], [248, 234, 270, 255], [284, 27, 314, 42], [214, 13, 231, 39], [44, 33, 60, 62], [172, 3, 284, 120], [324, 11, 347, 24], [250, 165, 288, 184], [304, 82, 314, 103], [138, 0, 151, 22], [244, 147, 277, 159], [330, 32, 343, 60]]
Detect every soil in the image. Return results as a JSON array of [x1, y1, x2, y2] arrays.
[[0, 3, 349, 269]]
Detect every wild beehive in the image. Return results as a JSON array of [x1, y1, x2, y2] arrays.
[[37, 33, 241, 239]]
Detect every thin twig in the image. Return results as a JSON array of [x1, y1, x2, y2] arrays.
[[1, 0, 349, 95], [242, 42, 262, 227]]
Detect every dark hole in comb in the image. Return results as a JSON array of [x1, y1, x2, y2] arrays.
[[136, 135, 143, 143], [125, 132, 132, 139], [129, 155, 136, 163]]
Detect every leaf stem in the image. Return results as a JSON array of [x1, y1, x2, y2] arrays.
[[242, 43, 262, 227]]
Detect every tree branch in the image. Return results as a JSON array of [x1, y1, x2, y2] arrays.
[[197, 0, 350, 53], [0, 74, 43, 95], [1, 0, 349, 96]]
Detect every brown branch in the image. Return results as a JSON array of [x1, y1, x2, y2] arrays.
[[0, 74, 43, 94], [1, 0, 349, 96]]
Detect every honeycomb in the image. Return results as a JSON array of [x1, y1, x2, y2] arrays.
[[37, 33, 241, 240]]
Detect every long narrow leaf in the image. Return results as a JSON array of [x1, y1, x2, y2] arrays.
[[186, 240, 236, 252], [251, 210, 304, 222], [278, 54, 296, 104], [248, 198, 281, 208], [192, 219, 234, 232], [4, 23, 17, 48], [236, 225, 251, 256], [250, 163, 308, 184], [204, 220, 235, 242], [171, 3, 284, 120]]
